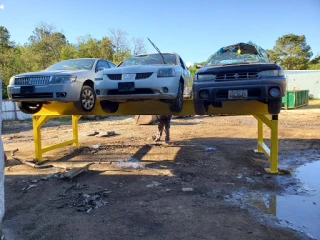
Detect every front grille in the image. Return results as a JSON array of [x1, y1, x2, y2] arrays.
[[135, 72, 153, 80], [107, 89, 154, 95], [215, 72, 259, 81], [12, 93, 54, 99], [107, 74, 122, 80], [14, 76, 51, 85]]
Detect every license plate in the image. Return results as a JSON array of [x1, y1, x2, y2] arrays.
[[228, 90, 248, 99], [20, 86, 34, 94], [118, 82, 135, 92]]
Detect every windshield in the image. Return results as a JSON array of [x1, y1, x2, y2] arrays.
[[45, 59, 96, 71], [119, 53, 177, 67], [204, 43, 271, 67]]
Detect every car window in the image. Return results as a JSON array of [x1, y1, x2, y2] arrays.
[[119, 53, 177, 67], [108, 61, 116, 68], [46, 59, 96, 71], [96, 60, 110, 72]]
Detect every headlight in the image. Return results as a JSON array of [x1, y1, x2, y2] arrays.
[[259, 69, 284, 77], [95, 71, 103, 81], [157, 68, 175, 77], [9, 76, 15, 85], [51, 75, 77, 84], [197, 74, 216, 81]]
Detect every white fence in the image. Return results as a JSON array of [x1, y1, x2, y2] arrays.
[[1, 100, 32, 121], [285, 70, 320, 98]]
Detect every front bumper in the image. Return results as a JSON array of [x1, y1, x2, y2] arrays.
[[193, 78, 286, 103], [95, 76, 179, 101], [7, 82, 81, 102]]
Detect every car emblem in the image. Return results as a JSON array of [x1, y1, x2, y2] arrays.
[[124, 74, 130, 79], [234, 73, 239, 79]]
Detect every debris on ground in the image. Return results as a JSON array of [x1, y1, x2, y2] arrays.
[[59, 163, 94, 179], [89, 144, 101, 149], [22, 184, 37, 191], [146, 181, 162, 187], [115, 161, 144, 169], [86, 131, 99, 136], [182, 187, 194, 192], [72, 190, 109, 213], [96, 131, 116, 137]]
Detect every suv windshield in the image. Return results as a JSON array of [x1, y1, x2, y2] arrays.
[[205, 42, 271, 67], [45, 59, 96, 71], [119, 53, 177, 67]]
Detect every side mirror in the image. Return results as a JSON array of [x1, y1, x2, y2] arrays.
[[196, 64, 203, 69]]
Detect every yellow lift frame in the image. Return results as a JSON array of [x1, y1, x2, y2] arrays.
[[32, 99, 279, 173]]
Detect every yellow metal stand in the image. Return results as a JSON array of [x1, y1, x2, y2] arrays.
[[31, 100, 280, 173], [32, 115, 81, 161], [253, 114, 279, 173]]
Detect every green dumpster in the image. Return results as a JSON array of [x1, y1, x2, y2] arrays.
[[282, 90, 309, 109]]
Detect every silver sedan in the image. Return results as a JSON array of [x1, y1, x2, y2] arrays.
[[7, 58, 116, 114]]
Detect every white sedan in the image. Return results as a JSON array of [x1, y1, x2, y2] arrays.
[[94, 52, 193, 113]]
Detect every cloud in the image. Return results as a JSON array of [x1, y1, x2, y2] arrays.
[[0, 4, 4, 9]]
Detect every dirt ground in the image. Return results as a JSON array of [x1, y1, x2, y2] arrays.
[[2, 100, 320, 240]]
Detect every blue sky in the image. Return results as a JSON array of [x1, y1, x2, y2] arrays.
[[0, 0, 319, 64]]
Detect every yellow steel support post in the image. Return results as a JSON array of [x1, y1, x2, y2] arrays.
[[72, 115, 81, 147], [32, 115, 50, 161], [32, 115, 81, 161], [257, 118, 263, 153], [253, 114, 279, 174], [269, 115, 279, 173]]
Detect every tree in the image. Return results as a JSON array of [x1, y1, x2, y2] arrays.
[[28, 23, 67, 69], [267, 34, 312, 70], [60, 44, 78, 60], [308, 55, 320, 70], [132, 37, 146, 55], [0, 26, 14, 53], [109, 28, 130, 63]]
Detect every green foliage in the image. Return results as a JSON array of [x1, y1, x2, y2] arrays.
[[267, 34, 312, 70], [308, 55, 320, 70]]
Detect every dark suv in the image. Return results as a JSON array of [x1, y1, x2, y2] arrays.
[[192, 42, 286, 115]]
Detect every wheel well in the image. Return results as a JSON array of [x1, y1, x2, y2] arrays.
[[83, 80, 94, 89]]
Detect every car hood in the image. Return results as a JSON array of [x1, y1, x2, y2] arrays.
[[196, 63, 281, 74], [103, 65, 178, 74], [14, 69, 91, 77]]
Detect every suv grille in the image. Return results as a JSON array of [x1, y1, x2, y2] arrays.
[[216, 72, 259, 81], [15, 76, 51, 85], [135, 72, 153, 80], [107, 74, 122, 80]]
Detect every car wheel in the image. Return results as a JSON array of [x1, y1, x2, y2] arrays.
[[74, 85, 96, 112], [193, 100, 208, 115], [100, 100, 119, 113], [169, 82, 183, 112], [17, 102, 43, 114], [268, 98, 282, 115]]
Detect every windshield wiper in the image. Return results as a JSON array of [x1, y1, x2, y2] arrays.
[[147, 38, 166, 64]]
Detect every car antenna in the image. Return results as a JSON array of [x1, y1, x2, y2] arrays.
[[147, 38, 166, 64]]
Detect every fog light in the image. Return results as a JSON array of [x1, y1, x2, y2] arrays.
[[163, 87, 169, 93], [96, 90, 100, 95], [199, 90, 209, 99], [269, 88, 280, 97]]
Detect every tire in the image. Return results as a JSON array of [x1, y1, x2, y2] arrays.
[[268, 98, 282, 114], [100, 100, 119, 113], [17, 102, 43, 114], [74, 85, 96, 112], [193, 100, 208, 115], [169, 82, 183, 112]]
